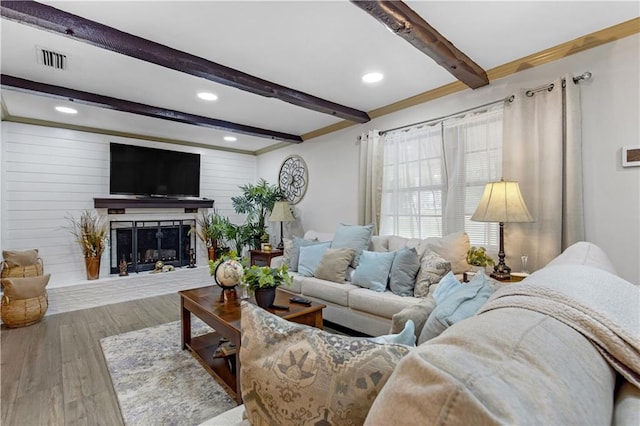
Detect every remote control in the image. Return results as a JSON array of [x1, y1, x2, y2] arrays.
[[271, 304, 290, 310], [290, 296, 312, 305]]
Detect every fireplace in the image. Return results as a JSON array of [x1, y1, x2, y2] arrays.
[[110, 219, 196, 274]]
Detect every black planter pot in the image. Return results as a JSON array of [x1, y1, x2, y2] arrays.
[[254, 287, 276, 309]]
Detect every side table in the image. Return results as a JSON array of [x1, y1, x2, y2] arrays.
[[249, 249, 283, 266]]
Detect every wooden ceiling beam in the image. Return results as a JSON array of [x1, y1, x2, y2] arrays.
[[0, 0, 371, 123], [351, 1, 489, 89], [1, 75, 303, 143]]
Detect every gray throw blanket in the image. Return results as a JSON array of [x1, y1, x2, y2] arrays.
[[477, 264, 640, 388]]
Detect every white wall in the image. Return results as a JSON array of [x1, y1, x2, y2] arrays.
[[1, 123, 256, 287], [258, 34, 640, 284]]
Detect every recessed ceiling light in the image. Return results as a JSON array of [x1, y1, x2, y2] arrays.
[[362, 72, 384, 84], [55, 106, 78, 114], [197, 92, 218, 101], [224, 136, 237, 142]]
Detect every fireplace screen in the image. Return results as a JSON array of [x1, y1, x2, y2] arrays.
[[110, 219, 196, 274]]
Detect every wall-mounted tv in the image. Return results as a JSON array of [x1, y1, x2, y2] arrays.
[[110, 143, 201, 197]]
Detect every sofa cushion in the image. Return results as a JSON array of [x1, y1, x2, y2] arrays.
[[281, 238, 294, 268], [352, 250, 395, 292], [240, 302, 411, 426], [390, 297, 436, 337], [418, 231, 471, 274], [365, 308, 616, 425], [290, 237, 322, 272], [2, 274, 50, 300], [330, 224, 374, 268], [431, 271, 462, 304], [349, 288, 420, 319], [297, 242, 331, 277], [413, 250, 451, 298], [286, 273, 303, 293], [301, 277, 359, 307], [419, 272, 494, 344], [314, 248, 355, 283], [2, 249, 39, 267]]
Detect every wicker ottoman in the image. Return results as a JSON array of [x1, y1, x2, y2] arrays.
[[1, 274, 50, 328]]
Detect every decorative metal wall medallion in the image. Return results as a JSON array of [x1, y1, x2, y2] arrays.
[[278, 155, 308, 204]]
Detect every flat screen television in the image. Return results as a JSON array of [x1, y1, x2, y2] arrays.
[[110, 143, 201, 197]]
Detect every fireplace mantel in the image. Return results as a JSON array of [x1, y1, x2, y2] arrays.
[[94, 196, 214, 209]]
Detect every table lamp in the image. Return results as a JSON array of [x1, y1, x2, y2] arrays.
[[269, 201, 295, 250], [471, 178, 534, 280]]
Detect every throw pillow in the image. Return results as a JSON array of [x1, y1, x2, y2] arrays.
[[418, 272, 494, 344], [290, 237, 320, 272], [352, 250, 396, 292], [314, 248, 355, 283], [297, 242, 331, 277], [414, 250, 452, 298], [390, 297, 436, 337], [2, 249, 39, 267], [368, 320, 416, 347], [330, 223, 374, 268], [389, 247, 421, 297], [240, 302, 411, 425], [432, 271, 462, 305], [2, 274, 50, 300], [419, 231, 471, 274]]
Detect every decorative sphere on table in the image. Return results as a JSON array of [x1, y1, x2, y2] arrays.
[[214, 259, 244, 289]]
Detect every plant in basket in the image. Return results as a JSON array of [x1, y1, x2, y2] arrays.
[[65, 210, 108, 280]]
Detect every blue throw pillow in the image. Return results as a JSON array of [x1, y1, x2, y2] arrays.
[[330, 224, 374, 268], [432, 271, 462, 304], [297, 242, 331, 277], [389, 247, 421, 297], [419, 272, 494, 343], [368, 320, 416, 347], [352, 250, 396, 292], [290, 237, 321, 272]]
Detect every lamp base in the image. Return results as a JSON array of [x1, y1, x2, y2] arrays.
[[490, 263, 512, 281]]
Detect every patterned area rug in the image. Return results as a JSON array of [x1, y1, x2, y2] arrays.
[[100, 319, 236, 426]]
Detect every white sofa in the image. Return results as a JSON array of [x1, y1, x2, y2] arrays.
[[270, 230, 469, 336], [202, 241, 640, 425]]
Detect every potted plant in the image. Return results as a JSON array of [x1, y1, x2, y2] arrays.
[[189, 210, 230, 261], [242, 263, 292, 308], [66, 210, 109, 280], [231, 179, 284, 249], [466, 246, 495, 274]]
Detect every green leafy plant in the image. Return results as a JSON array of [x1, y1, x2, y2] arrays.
[[189, 209, 228, 249], [65, 210, 109, 258], [231, 179, 284, 248], [242, 264, 292, 292], [466, 246, 495, 267]]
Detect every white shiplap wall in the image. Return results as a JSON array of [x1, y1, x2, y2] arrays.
[[1, 122, 256, 288]]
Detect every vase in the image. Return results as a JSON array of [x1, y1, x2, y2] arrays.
[[208, 246, 216, 262], [254, 287, 276, 309], [85, 256, 100, 280]]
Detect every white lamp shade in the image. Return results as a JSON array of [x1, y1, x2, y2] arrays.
[[269, 201, 295, 222], [471, 180, 534, 223]]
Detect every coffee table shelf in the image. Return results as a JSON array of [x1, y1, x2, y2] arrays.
[[186, 332, 237, 398]]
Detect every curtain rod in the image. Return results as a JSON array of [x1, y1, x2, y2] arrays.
[[380, 71, 592, 135]]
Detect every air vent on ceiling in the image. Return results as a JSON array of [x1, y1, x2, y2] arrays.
[[36, 46, 67, 70]]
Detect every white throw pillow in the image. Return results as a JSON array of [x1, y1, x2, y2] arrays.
[[419, 231, 471, 274]]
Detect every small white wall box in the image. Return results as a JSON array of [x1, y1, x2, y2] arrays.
[[622, 146, 640, 167]]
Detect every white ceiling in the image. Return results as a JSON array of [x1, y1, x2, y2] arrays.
[[2, 1, 638, 153]]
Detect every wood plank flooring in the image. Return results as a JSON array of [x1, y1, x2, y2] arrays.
[[1, 293, 181, 426]]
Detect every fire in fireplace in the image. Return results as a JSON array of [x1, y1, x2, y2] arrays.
[[110, 219, 196, 274]]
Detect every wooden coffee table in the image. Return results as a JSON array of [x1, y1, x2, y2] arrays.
[[179, 286, 325, 403]]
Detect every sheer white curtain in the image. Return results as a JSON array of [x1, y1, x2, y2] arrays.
[[379, 124, 444, 238], [503, 74, 584, 271], [358, 130, 383, 234]]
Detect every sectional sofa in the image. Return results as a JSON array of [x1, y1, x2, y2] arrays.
[[271, 229, 471, 336], [202, 240, 639, 425]]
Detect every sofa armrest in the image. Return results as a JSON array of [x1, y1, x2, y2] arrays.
[[390, 297, 436, 342], [269, 256, 284, 268]]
